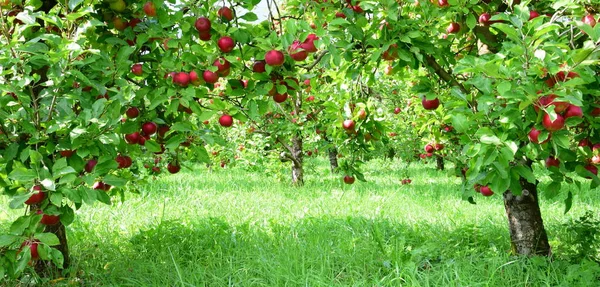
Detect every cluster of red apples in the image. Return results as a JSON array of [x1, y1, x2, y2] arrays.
[[420, 143, 444, 159]]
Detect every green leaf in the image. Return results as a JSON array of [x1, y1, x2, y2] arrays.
[[50, 248, 64, 267], [35, 233, 60, 246], [0, 235, 19, 247], [103, 174, 127, 187], [544, 181, 561, 199], [10, 216, 31, 235], [450, 114, 474, 133], [68, 0, 84, 11], [513, 165, 536, 184], [8, 167, 37, 181], [564, 190, 573, 214], [9, 194, 31, 209], [240, 12, 258, 21], [144, 140, 162, 153]]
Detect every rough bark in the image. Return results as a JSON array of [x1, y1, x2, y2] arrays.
[[503, 177, 551, 256], [436, 156, 444, 171], [328, 148, 339, 173], [290, 136, 304, 186]]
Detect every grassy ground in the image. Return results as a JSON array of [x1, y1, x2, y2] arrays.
[[2, 158, 600, 286]]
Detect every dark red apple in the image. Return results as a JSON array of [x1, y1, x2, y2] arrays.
[[301, 34, 318, 53], [219, 114, 233, 127], [131, 64, 143, 76], [93, 181, 111, 191], [218, 6, 234, 21], [172, 72, 190, 87], [564, 105, 583, 119], [529, 11, 540, 20], [480, 186, 493, 196], [545, 156, 560, 168], [446, 22, 460, 34], [21, 240, 39, 260], [582, 14, 597, 27], [25, 186, 46, 205], [528, 127, 550, 144], [273, 93, 288, 103], [479, 13, 491, 25], [542, 113, 565, 131], [306, 95, 315, 102], [39, 212, 60, 225], [265, 50, 285, 66], [424, 144, 434, 153], [217, 36, 235, 53], [438, 0, 448, 7], [59, 150, 75, 157], [394, 107, 401, 114], [125, 132, 141, 144], [422, 97, 440, 110], [252, 60, 266, 73], [343, 175, 355, 184], [199, 31, 211, 41], [288, 40, 308, 61], [142, 122, 158, 136], [203, 70, 219, 84], [167, 162, 181, 174], [85, 159, 97, 173], [342, 119, 355, 130], [126, 107, 139, 118], [143, 1, 156, 17], [585, 164, 598, 178], [194, 17, 211, 32]]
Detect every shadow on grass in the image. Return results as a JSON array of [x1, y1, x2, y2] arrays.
[[73, 216, 600, 286]]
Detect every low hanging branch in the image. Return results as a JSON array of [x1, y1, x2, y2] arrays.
[[424, 54, 469, 95]]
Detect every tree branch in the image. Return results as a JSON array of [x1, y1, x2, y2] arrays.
[[424, 54, 469, 95]]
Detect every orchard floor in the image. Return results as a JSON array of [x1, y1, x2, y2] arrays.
[[2, 158, 600, 286]]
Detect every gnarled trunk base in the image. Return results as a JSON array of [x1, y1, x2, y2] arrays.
[[35, 223, 69, 277], [436, 156, 444, 171], [503, 179, 551, 256], [291, 137, 304, 186]]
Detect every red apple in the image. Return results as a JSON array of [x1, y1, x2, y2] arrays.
[[218, 6, 234, 21], [217, 36, 235, 53], [143, 1, 156, 17], [84, 159, 97, 173], [394, 107, 401, 114], [142, 122, 158, 136], [479, 13, 491, 25], [93, 181, 111, 191], [203, 70, 219, 84], [194, 17, 211, 32], [545, 156, 560, 168], [306, 95, 315, 102], [579, 138, 591, 147], [301, 34, 318, 53], [424, 144, 434, 153], [335, 11, 346, 18], [125, 132, 141, 144], [131, 64, 143, 76], [529, 11, 540, 20], [219, 114, 233, 127], [542, 113, 565, 131], [422, 97, 440, 110], [59, 150, 74, 157], [288, 40, 308, 61], [213, 57, 231, 75], [585, 164, 598, 178], [582, 14, 597, 27], [172, 72, 190, 87], [343, 175, 355, 184], [273, 93, 288, 103], [342, 119, 355, 130], [528, 127, 550, 144], [252, 60, 266, 73], [564, 105, 583, 119], [25, 186, 46, 205], [116, 155, 133, 168], [126, 107, 139, 118], [198, 31, 211, 41], [265, 50, 285, 66], [438, 0, 448, 7], [480, 186, 494, 196], [167, 162, 181, 174], [21, 240, 39, 260], [446, 22, 460, 34], [40, 213, 60, 225]]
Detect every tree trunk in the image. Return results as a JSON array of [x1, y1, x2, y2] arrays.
[[386, 148, 396, 161], [503, 177, 551, 256], [35, 223, 69, 276], [291, 136, 304, 186], [328, 148, 338, 173], [436, 156, 444, 171]]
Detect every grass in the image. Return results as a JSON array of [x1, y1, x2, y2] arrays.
[[2, 158, 600, 286]]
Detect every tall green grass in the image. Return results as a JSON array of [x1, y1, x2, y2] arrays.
[[2, 158, 600, 286]]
